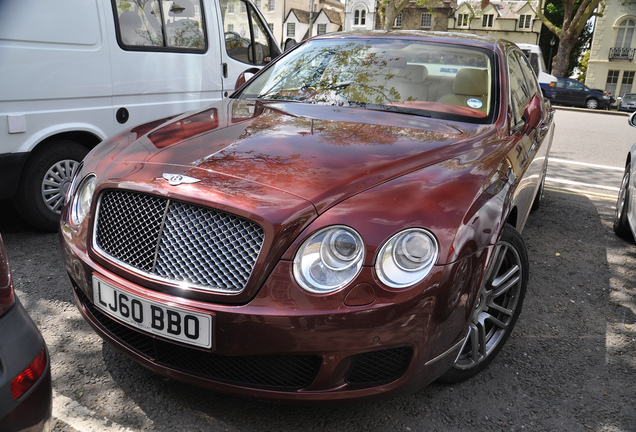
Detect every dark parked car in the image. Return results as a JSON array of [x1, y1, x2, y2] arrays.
[[552, 77, 610, 109], [0, 234, 52, 431], [60, 31, 554, 402], [618, 93, 636, 112]]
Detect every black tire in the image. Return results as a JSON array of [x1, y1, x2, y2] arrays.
[[614, 162, 633, 240], [14, 139, 88, 232], [586, 98, 599, 109], [440, 224, 528, 383]]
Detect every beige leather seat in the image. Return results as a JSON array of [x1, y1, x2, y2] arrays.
[[437, 68, 489, 113]]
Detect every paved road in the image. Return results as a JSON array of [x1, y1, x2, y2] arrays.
[[2, 107, 635, 431]]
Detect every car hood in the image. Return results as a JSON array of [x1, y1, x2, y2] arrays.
[[99, 99, 489, 214], [87, 98, 498, 302]]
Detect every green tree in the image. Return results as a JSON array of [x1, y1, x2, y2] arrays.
[[535, 0, 603, 77], [577, 49, 590, 81]]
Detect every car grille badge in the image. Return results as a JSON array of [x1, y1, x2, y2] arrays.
[[162, 173, 201, 186]]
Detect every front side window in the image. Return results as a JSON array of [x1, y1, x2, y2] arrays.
[[114, 0, 206, 51], [317, 23, 327, 35], [482, 14, 494, 28], [236, 38, 495, 123], [287, 22, 295, 37], [508, 50, 532, 125], [394, 13, 403, 28], [221, 0, 278, 65]]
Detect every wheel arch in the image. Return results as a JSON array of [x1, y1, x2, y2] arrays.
[[19, 130, 103, 183], [504, 206, 519, 229]]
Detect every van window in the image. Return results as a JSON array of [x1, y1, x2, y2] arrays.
[[113, 0, 206, 52], [220, 0, 274, 65]]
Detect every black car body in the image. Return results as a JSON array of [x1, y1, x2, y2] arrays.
[[552, 78, 610, 109], [0, 235, 52, 432]]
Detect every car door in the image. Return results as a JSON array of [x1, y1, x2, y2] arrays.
[[507, 48, 552, 230], [217, 0, 280, 95], [564, 78, 587, 107]]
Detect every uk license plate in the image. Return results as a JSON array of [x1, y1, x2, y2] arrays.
[[92, 276, 212, 349]]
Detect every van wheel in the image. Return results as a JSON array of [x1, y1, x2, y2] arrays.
[[14, 139, 88, 232]]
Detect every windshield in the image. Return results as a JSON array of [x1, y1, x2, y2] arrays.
[[236, 38, 495, 122]]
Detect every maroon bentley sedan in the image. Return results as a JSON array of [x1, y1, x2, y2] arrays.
[[60, 31, 554, 402]]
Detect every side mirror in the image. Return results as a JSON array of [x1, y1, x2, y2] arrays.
[[522, 94, 543, 130], [629, 111, 636, 128], [235, 67, 261, 91]]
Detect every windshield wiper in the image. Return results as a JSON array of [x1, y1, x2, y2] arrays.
[[348, 102, 432, 117]]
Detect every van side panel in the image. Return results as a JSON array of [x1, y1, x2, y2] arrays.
[[0, 0, 114, 155], [105, 0, 224, 129]]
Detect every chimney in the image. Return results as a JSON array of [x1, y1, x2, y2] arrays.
[[481, 0, 489, 9]]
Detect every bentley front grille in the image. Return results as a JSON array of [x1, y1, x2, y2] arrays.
[[94, 190, 264, 293]]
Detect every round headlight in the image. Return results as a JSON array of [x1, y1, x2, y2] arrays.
[[293, 226, 364, 294], [376, 228, 438, 289], [70, 175, 96, 226]]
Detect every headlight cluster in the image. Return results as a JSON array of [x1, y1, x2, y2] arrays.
[[293, 226, 438, 293], [70, 174, 97, 226], [293, 226, 364, 294], [375, 228, 438, 288]]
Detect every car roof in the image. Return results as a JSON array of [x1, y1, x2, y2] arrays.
[[310, 30, 505, 51]]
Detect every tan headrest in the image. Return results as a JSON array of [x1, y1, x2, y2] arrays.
[[453, 68, 488, 96], [406, 64, 428, 82]]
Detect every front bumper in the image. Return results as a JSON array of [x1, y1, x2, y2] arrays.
[[63, 235, 489, 402], [0, 298, 52, 431]]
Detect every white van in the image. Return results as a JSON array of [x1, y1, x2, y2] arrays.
[[516, 43, 558, 98], [0, 0, 280, 231]]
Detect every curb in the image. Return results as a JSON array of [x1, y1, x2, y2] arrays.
[[552, 105, 630, 116]]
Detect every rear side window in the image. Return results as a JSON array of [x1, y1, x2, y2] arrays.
[[220, 0, 276, 65], [113, 0, 207, 52]]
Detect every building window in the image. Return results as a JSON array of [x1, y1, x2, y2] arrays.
[[620, 71, 635, 96], [421, 13, 432, 28], [482, 14, 494, 28], [267, 0, 275, 12], [354, 9, 366, 26], [457, 13, 469, 27], [394, 12, 402, 28], [317, 23, 327, 34], [616, 18, 636, 49], [287, 22, 295, 37], [268, 22, 274, 32], [519, 14, 532, 29], [227, 23, 234, 32], [240, 2, 246, 12], [255, 0, 261, 8], [606, 70, 620, 96], [228, 1, 234, 13]]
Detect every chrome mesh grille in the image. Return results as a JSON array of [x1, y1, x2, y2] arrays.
[[95, 190, 264, 293]]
